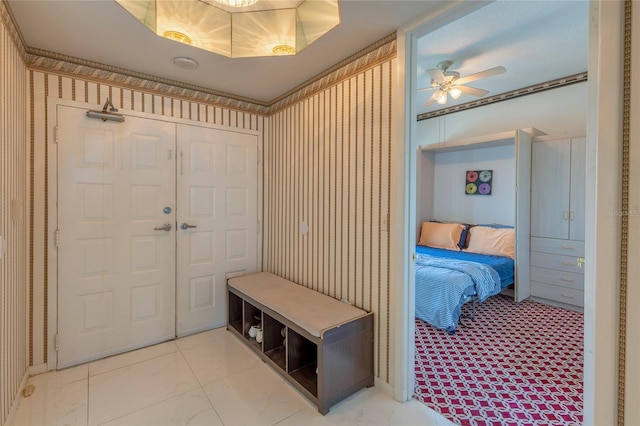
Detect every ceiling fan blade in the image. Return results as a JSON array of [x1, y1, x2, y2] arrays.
[[418, 86, 438, 92], [454, 66, 506, 86], [426, 68, 446, 83], [456, 85, 489, 97]]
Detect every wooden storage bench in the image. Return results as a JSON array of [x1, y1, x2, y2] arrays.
[[227, 272, 374, 415]]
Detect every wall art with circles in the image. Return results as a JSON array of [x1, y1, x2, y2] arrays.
[[465, 169, 493, 195]]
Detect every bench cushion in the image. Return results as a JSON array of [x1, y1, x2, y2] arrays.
[[228, 272, 368, 338]]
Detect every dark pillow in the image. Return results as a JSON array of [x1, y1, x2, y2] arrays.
[[458, 224, 471, 249]]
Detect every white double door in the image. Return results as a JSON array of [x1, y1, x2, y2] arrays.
[[56, 105, 257, 368]]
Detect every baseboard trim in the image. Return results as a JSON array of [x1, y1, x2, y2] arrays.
[[374, 377, 394, 397], [4, 370, 29, 426], [28, 363, 48, 375], [530, 296, 584, 313]]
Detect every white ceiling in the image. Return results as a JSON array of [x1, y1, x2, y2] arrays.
[[415, 1, 589, 116], [7, 0, 589, 115]]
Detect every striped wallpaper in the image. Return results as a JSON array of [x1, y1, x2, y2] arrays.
[[0, 2, 29, 425], [265, 60, 395, 381]]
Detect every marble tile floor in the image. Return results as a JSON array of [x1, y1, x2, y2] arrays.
[[10, 327, 453, 426]]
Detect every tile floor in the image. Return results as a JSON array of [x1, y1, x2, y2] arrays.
[[10, 327, 452, 426]]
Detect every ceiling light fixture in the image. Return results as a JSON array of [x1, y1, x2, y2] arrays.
[[448, 87, 462, 100], [173, 57, 199, 70], [272, 44, 296, 56], [430, 69, 460, 106], [162, 31, 192, 45], [115, 0, 340, 58], [420, 60, 506, 107]]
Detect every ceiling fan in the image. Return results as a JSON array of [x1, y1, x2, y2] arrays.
[[420, 60, 506, 106]]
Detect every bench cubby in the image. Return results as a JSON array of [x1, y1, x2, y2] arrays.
[[227, 272, 374, 414]]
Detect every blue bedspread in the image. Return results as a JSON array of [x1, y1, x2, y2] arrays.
[[416, 245, 514, 288], [415, 253, 502, 333]]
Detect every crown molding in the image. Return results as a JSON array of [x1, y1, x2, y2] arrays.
[[21, 34, 397, 116], [24, 47, 271, 115], [268, 32, 397, 113], [0, 0, 28, 60]]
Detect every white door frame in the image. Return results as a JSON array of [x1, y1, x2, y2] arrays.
[[46, 97, 263, 370], [390, 1, 495, 403], [394, 1, 623, 423]]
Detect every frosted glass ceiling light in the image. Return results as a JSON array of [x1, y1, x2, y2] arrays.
[[272, 44, 296, 56], [437, 93, 448, 105], [449, 87, 462, 99], [115, 0, 341, 58]]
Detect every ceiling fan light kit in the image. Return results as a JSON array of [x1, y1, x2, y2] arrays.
[[449, 87, 462, 99], [420, 60, 506, 107]]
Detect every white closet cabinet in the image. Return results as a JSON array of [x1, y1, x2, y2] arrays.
[[530, 137, 585, 309], [530, 137, 585, 240]]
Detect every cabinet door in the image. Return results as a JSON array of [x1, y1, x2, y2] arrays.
[[569, 138, 586, 241], [531, 140, 571, 239]]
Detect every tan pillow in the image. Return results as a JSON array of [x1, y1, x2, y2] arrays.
[[418, 222, 465, 251], [464, 226, 515, 259]]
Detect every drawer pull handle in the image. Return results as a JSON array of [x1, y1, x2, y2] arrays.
[[560, 293, 575, 298], [561, 262, 574, 266], [561, 278, 575, 282]]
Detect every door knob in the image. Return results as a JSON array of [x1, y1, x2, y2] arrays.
[[154, 223, 172, 231], [180, 222, 197, 230]]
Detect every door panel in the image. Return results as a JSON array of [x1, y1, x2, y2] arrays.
[[57, 105, 176, 368], [176, 125, 258, 336], [530, 139, 571, 239], [569, 138, 586, 241]]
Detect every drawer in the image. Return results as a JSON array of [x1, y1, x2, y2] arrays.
[[531, 281, 584, 307], [530, 267, 584, 290], [530, 252, 585, 274], [531, 237, 584, 256]]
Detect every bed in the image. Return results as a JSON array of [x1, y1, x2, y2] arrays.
[[415, 222, 515, 333]]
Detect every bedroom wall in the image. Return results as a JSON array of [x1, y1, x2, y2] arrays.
[[0, 3, 29, 425], [415, 82, 587, 244], [416, 82, 587, 145], [429, 144, 515, 226]]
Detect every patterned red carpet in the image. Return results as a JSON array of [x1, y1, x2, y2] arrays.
[[414, 295, 583, 426]]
